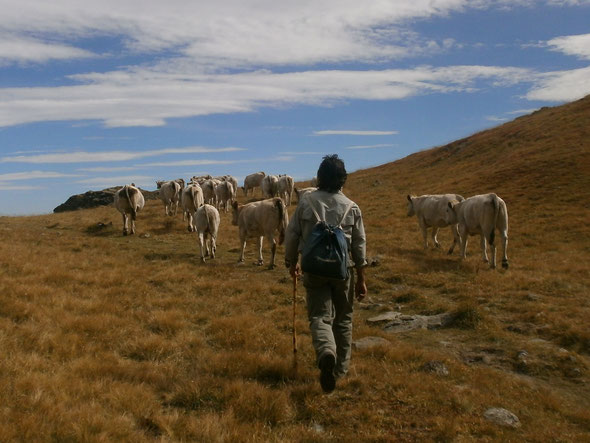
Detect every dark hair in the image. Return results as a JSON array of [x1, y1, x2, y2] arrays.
[[317, 154, 347, 193]]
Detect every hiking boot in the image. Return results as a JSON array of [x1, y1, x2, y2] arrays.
[[319, 353, 336, 393]]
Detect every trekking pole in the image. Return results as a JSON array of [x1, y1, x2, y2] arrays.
[[292, 272, 298, 374]]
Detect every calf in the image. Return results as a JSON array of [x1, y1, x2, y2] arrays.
[[194, 204, 220, 262], [114, 184, 145, 235], [181, 184, 204, 231], [231, 197, 289, 269], [406, 194, 465, 254], [156, 180, 181, 216], [445, 193, 509, 269], [242, 171, 266, 196]]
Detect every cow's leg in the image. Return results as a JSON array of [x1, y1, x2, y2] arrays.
[[448, 224, 460, 254], [419, 218, 428, 249], [210, 235, 217, 259], [121, 213, 128, 236], [480, 235, 489, 264], [238, 233, 247, 263], [459, 226, 468, 259], [198, 232, 206, 262], [256, 236, 264, 266], [130, 215, 136, 235], [500, 229, 509, 269], [431, 227, 440, 249], [187, 213, 193, 232], [267, 235, 277, 270]]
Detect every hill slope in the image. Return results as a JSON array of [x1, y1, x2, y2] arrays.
[[0, 97, 589, 441]]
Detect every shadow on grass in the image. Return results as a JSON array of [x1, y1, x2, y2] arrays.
[[391, 245, 477, 273], [85, 221, 117, 237]]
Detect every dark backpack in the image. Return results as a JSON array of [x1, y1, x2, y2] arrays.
[[301, 197, 354, 280]]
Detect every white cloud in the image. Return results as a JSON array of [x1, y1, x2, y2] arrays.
[[1, 64, 535, 128], [0, 184, 44, 191], [526, 66, 590, 102], [345, 144, 396, 149], [76, 175, 154, 188], [315, 130, 399, 136], [0, 170, 80, 181], [0, 33, 95, 65], [485, 116, 508, 122], [1, 146, 245, 163], [547, 33, 590, 60], [506, 108, 539, 115]]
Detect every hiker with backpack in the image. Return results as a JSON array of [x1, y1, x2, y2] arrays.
[[284, 154, 367, 393]]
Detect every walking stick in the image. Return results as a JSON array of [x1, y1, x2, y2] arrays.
[[292, 273, 298, 374]]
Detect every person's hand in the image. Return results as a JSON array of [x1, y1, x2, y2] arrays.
[[355, 278, 367, 302], [289, 263, 301, 280]]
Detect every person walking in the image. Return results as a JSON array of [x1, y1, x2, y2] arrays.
[[284, 154, 367, 393]]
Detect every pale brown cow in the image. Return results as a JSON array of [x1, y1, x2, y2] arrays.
[[231, 197, 288, 269]]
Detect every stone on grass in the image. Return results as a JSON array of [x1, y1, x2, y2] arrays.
[[484, 408, 521, 428]]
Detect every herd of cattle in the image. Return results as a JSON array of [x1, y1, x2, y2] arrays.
[[113, 171, 509, 270]]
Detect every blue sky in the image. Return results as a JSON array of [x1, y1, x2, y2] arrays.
[[1, 1, 590, 215]]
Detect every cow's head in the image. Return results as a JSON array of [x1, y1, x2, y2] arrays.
[[156, 180, 164, 189], [231, 201, 240, 226], [406, 195, 415, 217], [445, 200, 459, 224]]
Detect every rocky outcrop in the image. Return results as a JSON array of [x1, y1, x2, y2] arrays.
[[53, 187, 158, 213]]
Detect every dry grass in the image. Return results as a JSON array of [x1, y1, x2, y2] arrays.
[[1, 96, 590, 441]]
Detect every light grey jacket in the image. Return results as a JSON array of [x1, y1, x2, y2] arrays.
[[284, 190, 367, 269]]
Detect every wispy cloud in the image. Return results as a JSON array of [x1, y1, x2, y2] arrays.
[[345, 144, 396, 150], [485, 116, 508, 122], [547, 33, 590, 60], [0, 184, 44, 191], [314, 130, 399, 136], [507, 108, 539, 115], [0, 170, 80, 181], [76, 175, 154, 188], [1, 146, 245, 163]]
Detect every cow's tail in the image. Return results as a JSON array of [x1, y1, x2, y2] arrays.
[[489, 194, 500, 246], [276, 198, 287, 245], [205, 206, 216, 236], [125, 185, 137, 220]]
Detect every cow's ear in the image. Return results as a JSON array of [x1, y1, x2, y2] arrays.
[[407, 194, 412, 202], [448, 201, 454, 209], [232, 201, 238, 209]]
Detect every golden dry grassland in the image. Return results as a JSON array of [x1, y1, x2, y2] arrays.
[[1, 97, 589, 441]]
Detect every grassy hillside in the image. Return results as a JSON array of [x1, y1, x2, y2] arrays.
[[1, 96, 589, 441]]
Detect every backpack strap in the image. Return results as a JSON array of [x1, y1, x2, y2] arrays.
[[337, 202, 355, 228]]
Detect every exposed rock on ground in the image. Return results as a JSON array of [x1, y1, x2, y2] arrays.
[[483, 407, 521, 428]]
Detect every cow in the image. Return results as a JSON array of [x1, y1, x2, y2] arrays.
[[194, 204, 220, 262], [278, 174, 294, 206], [156, 180, 181, 216], [262, 174, 279, 198], [445, 193, 509, 269], [406, 194, 465, 254], [200, 179, 218, 206], [113, 184, 145, 236], [181, 184, 204, 231], [214, 180, 235, 212], [242, 171, 266, 196], [231, 197, 289, 269], [294, 187, 317, 205]]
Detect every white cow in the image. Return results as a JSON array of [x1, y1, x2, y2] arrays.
[[200, 179, 218, 206], [262, 174, 279, 198], [242, 171, 266, 196], [278, 175, 294, 206], [406, 194, 465, 254], [194, 204, 220, 262], [181, 184, 205, 231], [294, 187, 317, 205], [445, 193, 509, 269], [156, 180, 181, 216], [114, 184, 145, 235], [214, 180, 235, 212], [231, 197, 289, 269]]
